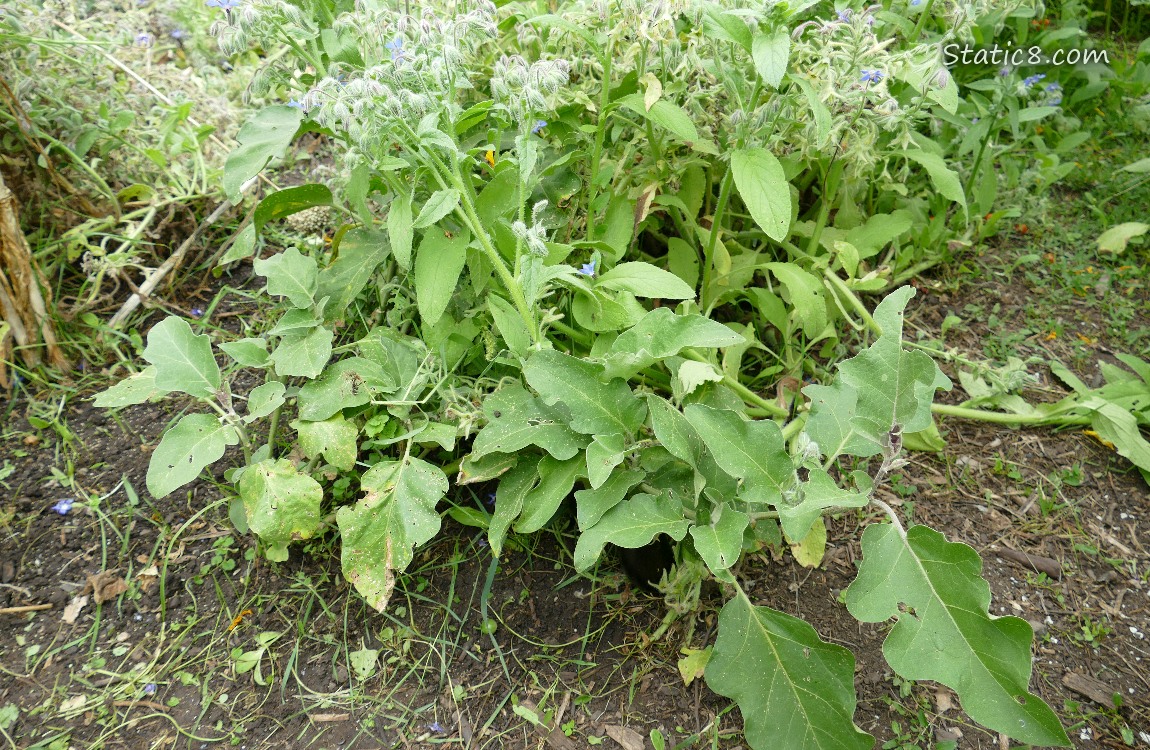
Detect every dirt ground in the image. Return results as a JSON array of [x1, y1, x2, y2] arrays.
[[1, 237, 1148, 749]]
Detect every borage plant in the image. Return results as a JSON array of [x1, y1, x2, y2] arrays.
[[95, 0, 1071, 747]]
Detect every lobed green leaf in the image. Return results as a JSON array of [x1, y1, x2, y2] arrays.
[[142, 317, 221, 399], [705, 594, 873, 750], [846, 524, 1071, 747]]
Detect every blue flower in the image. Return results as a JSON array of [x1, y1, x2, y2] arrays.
[[52, 498, 75, 515], [577, 260, 596, 277], [484, 492, 496, 508], [190, 307, 204, 318], [287, 99, 304, 109], [836, 9, 852, 22], [1050, 97, 1062, 106], [531, 120, 547, 135], [428, 721, 445, 734], [860, 69, 884, 84], [385, 37, 405, 62], [205, 0, 242, 9], [911, 0, 922, 5], [143, 683, 157, 695], [1045, 82, 1061, 92], [170, 28, 188, 40], [135, 32, 153, 46], [1022, 73, 1046, 88]]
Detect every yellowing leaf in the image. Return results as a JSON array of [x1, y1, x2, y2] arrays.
[[789, 516, 826, 568], [677, 647, 712, 686]]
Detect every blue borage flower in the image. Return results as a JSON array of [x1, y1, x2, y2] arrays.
[[427, 722, 445, 734], [143, 683, 157, 695], [577, 260, 596, 277], [205, 0, 242, 9], [1045, 82, 1061, 92], [531, 119, 547, 134], [52, 498, 75, 515], [1023, 73, 1046, 88], [860, 69, 884, 84], [135, 32, 153, 46], [190, 307, 204, 318], [385, 36, 405, 62], [836, 9, 852, 22], [286, 99, 305, 110]]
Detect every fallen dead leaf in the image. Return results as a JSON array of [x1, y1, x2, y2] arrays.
[[136, 565, 159, 593], [933, 687, 954, 713], [605, 725, 646, 750], [59, 695, 86, 713], [62, 594, 89, 624], [84, 571, 128, 604]]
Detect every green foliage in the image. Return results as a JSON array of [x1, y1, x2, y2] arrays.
[[846, 525, 1067, 747], [706, 593, 873, 750], [223, 106, 303, 201], [90, 1, 1092, 746]]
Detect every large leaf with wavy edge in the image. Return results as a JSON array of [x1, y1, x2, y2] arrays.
[[293, 414, 358, 471], [336, 457, 447, 612], [601, 308, 743, 380], [142, 317, 220, 399], [296, 357, 394, 422], [705, 592, 873, 750], [805, 287, 950, 457], [845, 524, 1070, 747], [269, 326, 333, 379], [93, 366, 166, 407], [524, 349, 647, 436], [573, 492, 689, 571], [223, 105, 302, 201], [146, 413, 237, 498], [253, 247, 318, 309], [470, 384, 587, 461], [238, 458, 323, 562], [682, 404, 791, 504]]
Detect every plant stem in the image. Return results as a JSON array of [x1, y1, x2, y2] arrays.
[[823, 270, 878, 333], [870, 496, 907, 538], [702, 165, 734, 298], [585, 36, 614, 241], [451, 162, 540, 344], [963, 92, 1004, 200], [909, 0, 938, 41], [931, 403, 1091, 426]]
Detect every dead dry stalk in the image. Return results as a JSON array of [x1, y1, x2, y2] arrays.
[[0, 171, 69, 386]]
